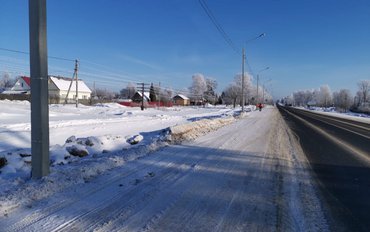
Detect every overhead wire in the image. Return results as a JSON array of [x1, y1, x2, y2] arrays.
[[198, 0, 240, 54], [0, 47, 75, 62], [197, 0, 265, 78]]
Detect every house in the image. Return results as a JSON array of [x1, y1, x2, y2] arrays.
[[12, 76, 31, 92], [3, 75, 92, 103], [173, 94, 190, 106], [132, 91, 150, 103], [2, 76, 31, 94], [48, 76, 92, 103]]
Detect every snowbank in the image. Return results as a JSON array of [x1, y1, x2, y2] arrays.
[[296, 106, 370, 123], [169, 117, 235, 143], [0, 103, 245, 217]]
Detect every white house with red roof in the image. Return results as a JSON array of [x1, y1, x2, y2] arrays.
[[2, 76, 31, 94], [4, 75, 92, 103]]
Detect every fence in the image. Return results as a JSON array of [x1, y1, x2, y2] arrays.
[[119, 101, 173, 108]]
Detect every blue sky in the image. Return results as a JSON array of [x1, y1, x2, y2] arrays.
[[1, 0, 370, 99]]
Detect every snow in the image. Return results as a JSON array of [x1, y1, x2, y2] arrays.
[[0, 102, 329, 231], [0, 100, 240, 211], [50, 76, 92, 93], [296, 106, 370, 123], [174, 94, 189, 100], [136, 91, 151, 99]]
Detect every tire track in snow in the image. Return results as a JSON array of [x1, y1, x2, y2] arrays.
[[2, 152, 173, 232], [90, 118, 260, 231], [55, 149, 202, 231], [140, 111, 278, 232]]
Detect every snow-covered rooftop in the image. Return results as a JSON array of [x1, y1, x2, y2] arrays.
[[174, 94, 189, 100], [136, 91, 150, 99], [50, 76, 92, 93]]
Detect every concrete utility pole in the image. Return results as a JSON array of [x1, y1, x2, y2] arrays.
[[75, 60, 79, 108], [158, 82, 161, 107], [257, 74, 259, 103], [241, 48, 245, 112], [29, 0, 49, 178]]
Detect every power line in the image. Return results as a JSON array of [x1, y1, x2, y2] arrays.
[[0, 47, 75, 62], [198, 0, 239, 54], [0, 48, 193, 94]]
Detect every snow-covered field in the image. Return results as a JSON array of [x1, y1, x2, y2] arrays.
[[0, 100, 248, 217]]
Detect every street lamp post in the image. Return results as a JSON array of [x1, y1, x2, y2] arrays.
[[241, 33, 265, 112], [262, 79, 271, 104], [256, 67, 269, 103], [241, 48, 245, 111]]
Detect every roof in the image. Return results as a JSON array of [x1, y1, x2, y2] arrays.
[[21, 76, 31, 86], [49, 76, 92, 93], [174, 94, 189, 100], [136, 91, 150, 99]]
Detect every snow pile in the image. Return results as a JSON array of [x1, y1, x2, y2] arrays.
[[0, 149, 32, 179], [169, 117, 235, 143], [297, 106, 370, 122], [0, 129, 170, 217]]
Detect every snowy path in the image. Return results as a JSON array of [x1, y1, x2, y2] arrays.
[[1, 107, 329, 231]]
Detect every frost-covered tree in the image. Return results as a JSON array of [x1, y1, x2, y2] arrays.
[[157, 87, 173, 103], [315, 85, 332, 107], [333, 89, 352, 112], [233, 73, 253, 105], [222, 84, 240, 108], [357, 80, 370, 104], [293, 90, 314, 106], [120, 82, 136, 99], [293, 91, 305, 106], [283, 94, 294, 106], [95, 88, 115, 100], [0, 72, 15, 89], [189, 73, 207, 102], [204, 78, 218, 104]]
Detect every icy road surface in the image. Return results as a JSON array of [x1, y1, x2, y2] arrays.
[[1, 107, 329, 231]]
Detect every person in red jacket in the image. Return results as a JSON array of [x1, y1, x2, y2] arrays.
[[257, 103, 263, 111]]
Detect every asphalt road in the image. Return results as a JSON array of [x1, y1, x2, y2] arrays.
[[278, 105, 370, 231]]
